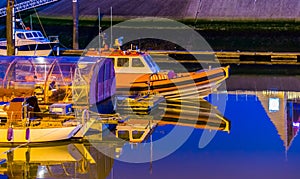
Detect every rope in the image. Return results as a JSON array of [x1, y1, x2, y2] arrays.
[[33, 7, 57, 56]]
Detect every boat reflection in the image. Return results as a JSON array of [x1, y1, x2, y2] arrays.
[[111, 96, 231, 143], [0, 142, 97, 178], [157, 98, 230, 132]]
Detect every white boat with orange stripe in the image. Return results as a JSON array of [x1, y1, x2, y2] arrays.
[[85, 49, 229, 98]]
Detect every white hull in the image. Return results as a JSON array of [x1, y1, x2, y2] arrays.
[[0, 49, 53, 56], [0, 125, 82, 143]]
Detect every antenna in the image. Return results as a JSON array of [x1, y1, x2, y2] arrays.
[[30, 14, 33, 30], [110, 6, 113, 48], [98, 7, 101, 54]]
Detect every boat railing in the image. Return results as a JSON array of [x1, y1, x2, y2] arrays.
[[48, 36, 59, 43], [4, 110, 76, 127]]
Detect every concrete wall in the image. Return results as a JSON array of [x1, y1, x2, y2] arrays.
[[36, 0, 300, 20]]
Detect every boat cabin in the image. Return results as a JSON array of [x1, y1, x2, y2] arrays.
[[0, 56, 116, 107], [85, 50, 160, 74], [0, 29, 59, 56], [16, 30, 46, 41], [85, 49, 162, 91]]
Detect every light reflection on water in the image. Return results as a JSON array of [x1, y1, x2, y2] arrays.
[[1, 90, 300, 178]]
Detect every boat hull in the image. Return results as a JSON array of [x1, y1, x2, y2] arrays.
[[0, 125, 82, 143], [0, 48, 53, 56], [117, 66, 229, 98]]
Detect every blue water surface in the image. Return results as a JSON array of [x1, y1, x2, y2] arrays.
[[108, 94, 300, 179]]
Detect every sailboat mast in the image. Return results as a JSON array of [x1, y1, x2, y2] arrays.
[[98, 7, 101, 53], [72, 0, 79, 49], [6, 0, 15, 56], [110, 6, 112, 48]]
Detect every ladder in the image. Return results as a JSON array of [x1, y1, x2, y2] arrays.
[[0, 0, 60, 17]]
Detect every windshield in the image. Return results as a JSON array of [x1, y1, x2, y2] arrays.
[[144, 55, 160, 73]]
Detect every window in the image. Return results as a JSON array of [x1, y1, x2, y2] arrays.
[[25, 33, 33, 38], [117, 58, 129, 67], [17, 33, 26, 39], [32, 32, 39, 38], [37, 32, 44, 37], [132, 58, 145, 67], [144, 55, 153, 68]]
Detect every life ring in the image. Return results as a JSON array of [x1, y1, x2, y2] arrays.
[[81, 109, 89, 124]]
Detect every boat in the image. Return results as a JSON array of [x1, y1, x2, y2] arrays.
[[0, 55, 117, 143], [0, 96, 83, 143], [0, 28, 59, 56], [0, 7, 59, 56], [85, 48, 229, 98]]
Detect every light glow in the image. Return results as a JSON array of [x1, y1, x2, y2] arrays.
[[269, 98, 280, 112]]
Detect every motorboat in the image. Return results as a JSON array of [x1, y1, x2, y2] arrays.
[[85, 49, 229, 98], [0, 28, 59, 56]]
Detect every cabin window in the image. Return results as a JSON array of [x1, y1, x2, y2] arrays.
[[32, 32, 39, 38], [25, 33, 33, 38], [51, 107, 63, 113], [117, 58, 129, 67], [144, 55, 153, 68], [132, 58, 145, 67], [17, 33, 26, 39], [37, 32, 44, 37]]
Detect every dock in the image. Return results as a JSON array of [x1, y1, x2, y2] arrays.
[[149, 50, 300, 65], [58, 49, 300, 65]]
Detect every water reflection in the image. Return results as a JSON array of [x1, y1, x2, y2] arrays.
[[106, 91, 300, 179], [2, 90, 300, 178], [0, 142, 98, 178], [158, 98, 230, 132], [254, 91, 300, 152]]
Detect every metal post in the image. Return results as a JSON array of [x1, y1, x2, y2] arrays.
[[30, 14, 33, 30], [72, 0, 79, 49], [110, 6, 112, 48], [98, 7, 101, 53], [6, 0, 15, 56]]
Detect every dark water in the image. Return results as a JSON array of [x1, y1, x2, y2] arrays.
[[1, 90, 300, 179]]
